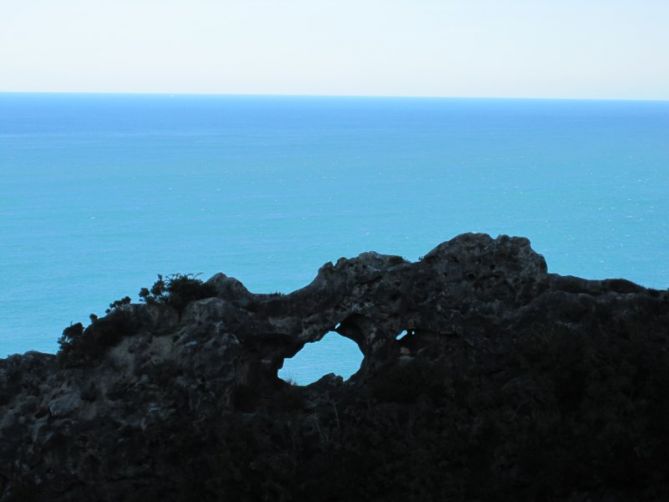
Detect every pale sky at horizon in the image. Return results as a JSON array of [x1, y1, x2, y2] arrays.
[[1, 0, 668, 99]]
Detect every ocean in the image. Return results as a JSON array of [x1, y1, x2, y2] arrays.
[[1, 94, 668, 383]]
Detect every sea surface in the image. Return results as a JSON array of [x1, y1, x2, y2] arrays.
[[1, 94, 668, 384]]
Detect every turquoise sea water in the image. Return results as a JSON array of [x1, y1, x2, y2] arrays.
[[1, 94, 668, 383]]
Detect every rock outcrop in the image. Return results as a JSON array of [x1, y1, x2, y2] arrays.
[[1, 234, 668, 501]]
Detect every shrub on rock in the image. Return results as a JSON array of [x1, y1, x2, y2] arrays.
[[139, 273, 216, 316], [58, 309, 138, 367]]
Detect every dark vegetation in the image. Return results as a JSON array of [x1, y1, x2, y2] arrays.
[[210, 325, 669, 501], [57, 312, 138, 367], [139, 274, 217, 316], [44, 280, 669, 500], [50, 311, 669, 499], [57, 274, 216, 366]]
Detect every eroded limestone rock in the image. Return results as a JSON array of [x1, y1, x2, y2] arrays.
[[1, 234, 668, 501]]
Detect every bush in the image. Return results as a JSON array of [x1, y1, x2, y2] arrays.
[[370, 359, 449, 403], [106, 296, 131, 314], [231, 384, 258, 412], [139, 273, 216, 316], [271, 380, 306, 412], [58, 309, 138, 367]]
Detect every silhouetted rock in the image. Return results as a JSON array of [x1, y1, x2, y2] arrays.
[[1, 233, 668, 501]]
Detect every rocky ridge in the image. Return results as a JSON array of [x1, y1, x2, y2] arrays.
[[1, 233, 668, 501]]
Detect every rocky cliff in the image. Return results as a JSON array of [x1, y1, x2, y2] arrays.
[[1, 234, 668, 501]]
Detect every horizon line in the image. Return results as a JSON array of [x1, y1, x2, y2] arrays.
[[1, 90, 668, 103]]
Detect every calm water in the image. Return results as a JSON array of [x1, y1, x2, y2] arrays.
[[1, 94, 668, 383]]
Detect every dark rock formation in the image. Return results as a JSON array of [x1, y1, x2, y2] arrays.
[[1, 233, 668, 501]]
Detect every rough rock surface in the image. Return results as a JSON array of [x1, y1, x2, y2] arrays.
[[1, 234, 668, 501]]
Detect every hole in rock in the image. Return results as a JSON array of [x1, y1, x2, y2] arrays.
[[278, 331, 363, 386]]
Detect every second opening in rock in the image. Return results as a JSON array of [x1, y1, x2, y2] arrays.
[[278, 331, 363, 386]]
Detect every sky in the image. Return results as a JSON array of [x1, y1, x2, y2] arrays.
[[0, 0, 668, 99]]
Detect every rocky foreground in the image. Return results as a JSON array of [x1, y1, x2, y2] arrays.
[[1, 234, 669, 501]]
